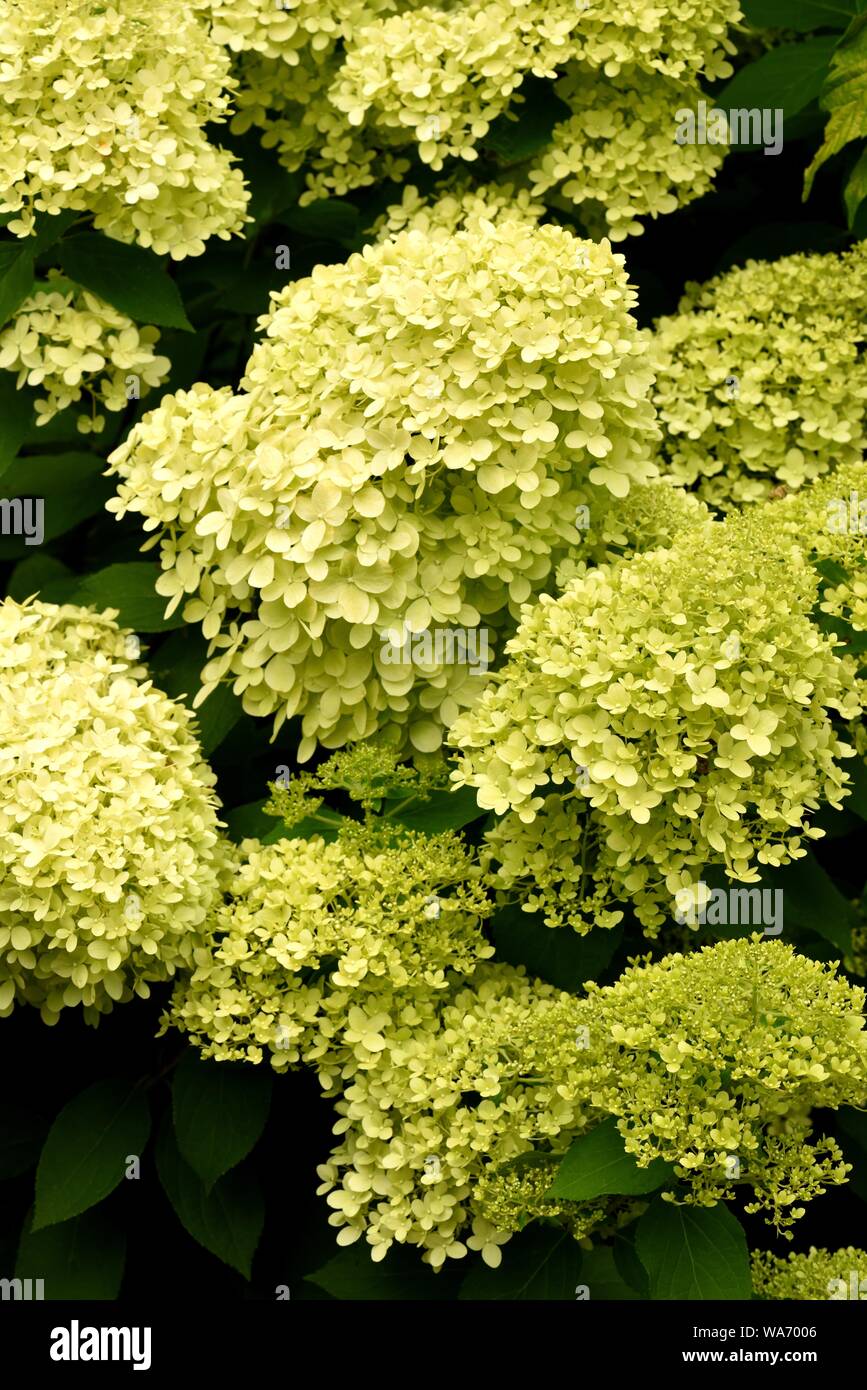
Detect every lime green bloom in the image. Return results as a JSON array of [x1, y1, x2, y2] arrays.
[[752, 1246, 867, 1299], [577, 938, 867, 1230], [0, 0, 248, 257], [0, 599, 225, 1023], [165, 815, 604, 1266], [0, 276, 170, 432], [744, 461, 867, 637], [651, 243, 867, 509], [529, 68, 726, 241], [474, 1156, 645, 1247], [108, 203, 659, 756], [453, 517, 861, 934], [221, 0, 739, 226], [314, 964, 591, 1267], [165, 820, 495, 1076]]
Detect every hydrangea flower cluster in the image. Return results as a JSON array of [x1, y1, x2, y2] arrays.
[[651, 243, 867, 509], [453, 517, 862, 934], [218, 0, 739, 229], [554, 478, 710, 591], [0, 277, 170, 433], [369, 180, 547, 244], [166, 805, 611, 1267], [752, 1247, 867, 1299], [0, 599, 225, 1024], [314, 966, 591, 1268], [0, 0, 248, 257], [576, 939, 867, 1229], [169, 825, 867, 1259], [107, 206, 659, 757], [751, 461, 867, 637], [528, 69, 726, 241], [165, 820, 495, 1079]]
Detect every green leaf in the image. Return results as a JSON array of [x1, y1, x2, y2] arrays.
[[17, 1207, 125, 1299], [0, 241, 34, 327], [485, 77, 573, 166], [27, 209, 81, 257], [742, 0, 859, 31], [307, 1244, 455, 1300], [73, 562, 186, 632], [5, 554, 73, 604], [844, 144, 867, 224], [579, 1246, 642, 1300], [223, 798, 293, 844], [460, 1227, 583, 1300], [842, 755, 867, 819], [835, 1106, 867, 1150], [147, 629, 241, 753], [816, 555, 854, 587], [612, 1230, 651, 1298], [0, 451, 112, 557], [774, 852, 855, 953], [805, 19, 867, 192], [280, 200, 361, 247], [172, 1053, 272, 1189], [33, 1080, 151, 1230], [492, 902, 623, 992], [635, 1198, 752, 1300], [239, 138, 303, 228], [56, 232, 192, 329], [0, 1106, 47, 1180], [387, 785, 485, 834], [719, 38, 839, 121], [223, 796, 345, 845], [0, 374, 34, 480], [547, 1119, 675, 1202], [155, 1120, 264, 1279]]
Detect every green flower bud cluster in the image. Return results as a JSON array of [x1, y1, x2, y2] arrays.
[[554, 478, 711, 592], [453, 517, 861, 935], [218, 0, 739, 228], [0, 600, 225, 1024], [0, 276, 170, 433], [752, 1246, 867, 1299], [474, 1155, 645, 1246], [575, 939, 867, 1230], [107, 205, 659, 757], [651, 243, 867, 509], [0, 0, 248, 257]]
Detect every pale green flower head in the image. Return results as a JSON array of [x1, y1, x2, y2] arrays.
[[314, 963, 592, 1268], [752, 1246, 867, 1300], [223, 0, 739, 220], [751, 460, 867, 637], [0, 276, 170, 432], [166, 819, 495, 1076], [651, 242, 867, 509], [0, 599, 226, 1023], [529, 68, 727, 241], [108, 204, 660, 757], [454, 517, 862, 934], [577, 938, 867, 1230], [0, 0, 248, 257]]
